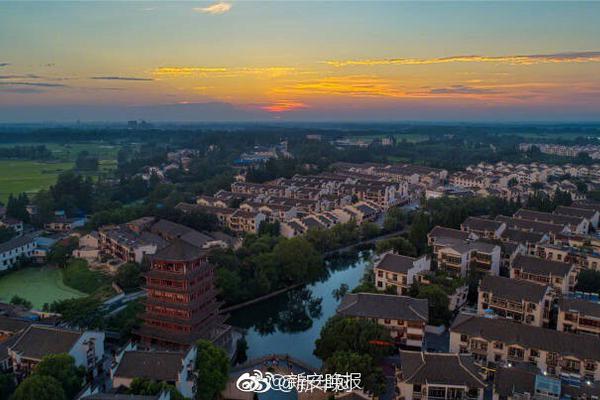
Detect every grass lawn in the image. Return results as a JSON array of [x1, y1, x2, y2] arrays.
[[0, 160, 74, 202], [0, 266, 86, 309], [0, 141, 121, 162]]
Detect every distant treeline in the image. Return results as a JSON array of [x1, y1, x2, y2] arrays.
[[0, 145, 54, 160]]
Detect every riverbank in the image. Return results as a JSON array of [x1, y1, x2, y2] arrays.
[[228, 251, 372, 367], [0, 266, 86, 308]]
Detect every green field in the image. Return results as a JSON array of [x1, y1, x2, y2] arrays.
[[0, 142, 120, 202], [0, 267, 86, 309], [0, 142, 121, 162], [0, 160, 74, 202]]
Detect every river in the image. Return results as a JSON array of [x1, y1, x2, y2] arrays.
[[228, 250, 372, 368]]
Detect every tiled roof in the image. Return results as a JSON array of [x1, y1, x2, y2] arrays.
[[512, 254, 573, 277], [480, 275, 549, 303], [337, 293, 428, 322], [462, 217, 504, 232], [152, 239, 205, 262], [374, 253, 419, 274], [451, 314, 600, 361], [399, 350, 485, 387], [113, 350, 184, 382], [559, 297, 600, 318], [9, 325, 82, 361]]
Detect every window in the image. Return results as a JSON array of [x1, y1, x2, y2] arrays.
[[494, 342, 504, 349], [461, 334, 468, 343]]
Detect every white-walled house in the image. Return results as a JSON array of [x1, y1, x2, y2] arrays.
[[8, 325, 105, 379]]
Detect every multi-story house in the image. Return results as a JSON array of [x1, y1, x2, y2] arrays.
[[397, 350, 486, 400], [98, 225, 166, 264], [434, 237, 501, 277], [227, 209, 266, 234], [514, 209, 589, 234], [450, 313, 600, 381], [337, 293, 428, 348], [554, 206, 600, 229], [558, 297, 600, 336], [8, 325, 105, 380], [0, 235, 36, 271], [510, 254, 578, 294], [496, 215, 568, 237], [478, 275, 554, 327], [374, 252, 431, 295], [500, 228, 548, 256], [111, 343, 196, 398], [461, 217, 506, 239]]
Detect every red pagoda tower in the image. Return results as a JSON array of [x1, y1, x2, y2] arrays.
[[136, 239, 227, 350]]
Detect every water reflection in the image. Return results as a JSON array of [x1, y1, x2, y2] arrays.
[[229, 251, 371, 367]]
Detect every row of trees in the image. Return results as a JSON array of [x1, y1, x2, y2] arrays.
[[211, 233, 324, 305]]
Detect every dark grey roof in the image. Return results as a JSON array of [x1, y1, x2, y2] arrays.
[[337, 293, 428, 322], [480, 275, 549, 303], [554, 206, 598, 220], [450, 314, 600, 361], [501, 228, 546, 245], [0, 235, 34, 253], [559, 297, 600, 318], [512, 254, 573, 277], [9, 325, 82, 361], [462, 217, 504, 232], [113, 351, 183, 382], [0, 316, 31, 334], [399, 350, 485, 388], [429, 226, 470, 241], [514, 209, 584, 227], [493, 366, 537, 397], [496, 215, 565, 235], [152, 239, 205, 262], [573, 201, 600, 214], [374, 253, 418, 274]]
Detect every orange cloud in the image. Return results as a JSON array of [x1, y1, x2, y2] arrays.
[[193, 2, 232, 15], [261, 100, 308, 113], [153, 66, 297, 78], [325, 51, 600, 67], [272, 75, 406, 98]]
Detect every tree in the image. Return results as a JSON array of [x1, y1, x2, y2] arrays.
[[11, 375, 66, 400], [47, 238, 78, 267], [34, 354, 84, 399], [360, 222, 380, 239], [6, 193, 29, 223], [375, 237, 417, 256], [576, 270, 600, 294], [323, 351, 386, 396], [0, 373, 15, 400], [234, 337, 248, 364], [314, 316, 393, 361], [415, 284, 451, 326], [272, 237, 322, 285], [408, 211, 430, 254], [128, 378, 184, 400], [0, 227, 16, 244], [383, 207, 407, 232], [9, 295, 32, 309], [258, 221, 280, 236], [194, 339, 230, 400], [75, 151, 99, 171], [114, 262, 142, 292]]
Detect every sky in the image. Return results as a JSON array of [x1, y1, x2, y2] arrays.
[[1, 1, 600, 122]]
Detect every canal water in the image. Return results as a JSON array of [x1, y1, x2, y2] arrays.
[[228, 250, 372, 368]]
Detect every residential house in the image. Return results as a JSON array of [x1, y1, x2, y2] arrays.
[[8, 325, 105, 379], [478, 275, 554, 327], [0, 235, 36, 271], [555, 206, 600, 229], [434, 237, 501, 277], [510, 254, 578, 294], [397, 350, 486, 400], [373, 252, 431, 295], [450, 313, 600, 381], [514, 209, 589, 234], [337, 293, 428, 348], [558, 297, 600, 336], [111, 344, 196, 398], [461, 217, 506, 239]]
